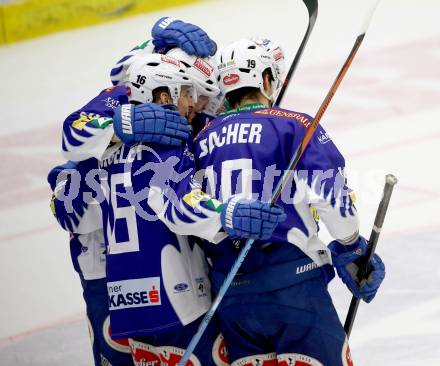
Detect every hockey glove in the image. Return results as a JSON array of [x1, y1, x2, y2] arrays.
[[113, 103, 191, 146], [151, 17, 217, 57], [221, 197, 287, 240], [48, 162, 88, 232], [329, 236, 385, 303]]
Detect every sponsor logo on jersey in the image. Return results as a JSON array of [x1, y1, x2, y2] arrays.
[[195, 277, 208, 297], [102, 96, 121, 110], [233, 352, 277, 366], [103, 316, 131, 353], [194, 58, 214, 77], [277, 353, 324, 366], [198, 122, 263, 158], [107, 277, 161, 310], [223, 73, 240, 86], [212, 333, 230, 366], [120, 104, 133, 135], [253, 109, 311, 128], [129, 339, 201, 366], [160, 54, 180, 67], [72, 112, 99, 130], [317, 130, 331, 144], [183, 189, 206, 208], [129, 340, 161, 366], [296, 261, 319, 275], [173, 283, 189, 293]]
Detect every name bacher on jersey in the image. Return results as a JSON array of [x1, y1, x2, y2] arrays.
[[198, 119, 263, 158], [198, 107, 313, 159]]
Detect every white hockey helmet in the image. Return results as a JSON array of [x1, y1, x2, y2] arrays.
[[124, 53, 194, 105], [218, 38, 285, 102], [166, 48, 220, 100]]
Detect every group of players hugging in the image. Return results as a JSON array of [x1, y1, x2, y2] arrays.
[[47, 16, 386, 366]]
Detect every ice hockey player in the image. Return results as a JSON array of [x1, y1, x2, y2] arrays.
[[95, 52, 286, 366], [50, 17, 233, 366], [48, 160, 134, 366], [192, 38, 386, 366]]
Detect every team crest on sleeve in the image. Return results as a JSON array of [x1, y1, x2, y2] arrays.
[[212, 333, 230, 366], [102, 316, 131, 353], [72, 112, 96, 130], [277, 353, 324, 366]]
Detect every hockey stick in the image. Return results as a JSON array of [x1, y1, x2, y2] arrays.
[[178, 2, 319, 365], [344, 174, 398, 337], [275, 0, 318, 106], [179, 1, 380, 365]]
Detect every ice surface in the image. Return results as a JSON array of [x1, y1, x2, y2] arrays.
[[0, 0, 439, 364]]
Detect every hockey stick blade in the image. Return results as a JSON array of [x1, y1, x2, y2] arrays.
[[275, 0, 318, 106], [344, 174, 398, 337]]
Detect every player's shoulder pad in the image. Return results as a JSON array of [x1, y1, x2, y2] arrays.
[[252, 107, 313, 129]]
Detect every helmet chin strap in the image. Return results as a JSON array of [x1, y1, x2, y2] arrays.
[[260, 84, 277, 106], [259, 76, 281, 106]]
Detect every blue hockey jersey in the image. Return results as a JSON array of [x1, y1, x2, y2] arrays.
[[98, 140, 227, 339], [194, 104, 360, 273]]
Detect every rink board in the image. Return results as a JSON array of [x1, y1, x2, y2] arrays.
[[0, 0, 202, 44]]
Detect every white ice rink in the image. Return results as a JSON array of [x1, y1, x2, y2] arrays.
[[1, 0, 439, 364]]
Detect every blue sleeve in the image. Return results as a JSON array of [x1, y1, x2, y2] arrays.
[[62, 86, 129, 161], [49, 159, 103, 234], [132, 142, 227, 243]]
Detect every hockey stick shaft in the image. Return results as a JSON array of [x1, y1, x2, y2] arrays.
[[344, 173, 398, 337], [275, 0, 318, 106], [179, 1, 381, 364]]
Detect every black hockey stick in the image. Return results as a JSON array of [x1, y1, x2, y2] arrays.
[[344, 174, 398, 337], [178, 2, 381, 365], [275, 0, 318, 106]]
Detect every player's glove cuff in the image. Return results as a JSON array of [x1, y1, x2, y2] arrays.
[[113, 103, 191, 146]]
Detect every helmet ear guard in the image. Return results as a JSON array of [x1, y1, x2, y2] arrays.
[[218, 38, 285, 104], [124, 54, 194, 105]]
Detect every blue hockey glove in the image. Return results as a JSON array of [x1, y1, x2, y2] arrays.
[[329, 236, 385, 303], [113, 103, 191, 146], [151, 17, 217, 57], [48, 162, 88, 232], [221, 197, 287, 240]]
